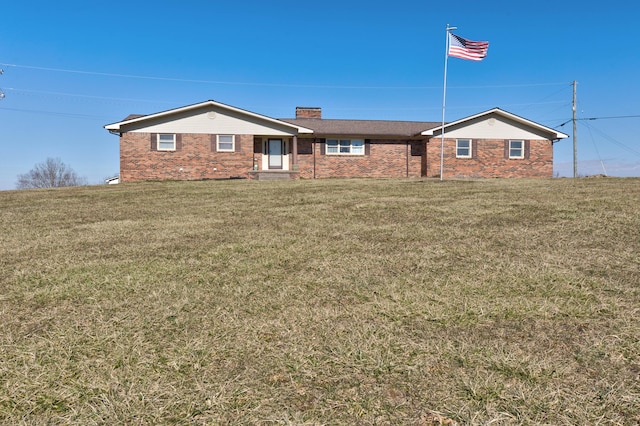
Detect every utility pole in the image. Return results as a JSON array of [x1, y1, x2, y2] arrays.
[[572, 80, 578, 178]]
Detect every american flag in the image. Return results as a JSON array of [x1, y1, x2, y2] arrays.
[[448, 33, 489, 61]]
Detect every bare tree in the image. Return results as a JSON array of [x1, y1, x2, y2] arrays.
[[16, 157, 88, 189]]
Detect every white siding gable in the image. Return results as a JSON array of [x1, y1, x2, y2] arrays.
[[438, 113, 554, 140], [120, 105, 299, 136]]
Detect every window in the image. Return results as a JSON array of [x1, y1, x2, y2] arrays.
[[456, 139, 472, 158], [157, 134, 176, 151], [326, 139, 364, 155], [217, 135, 235, 152], [509, 140, 524, 159]]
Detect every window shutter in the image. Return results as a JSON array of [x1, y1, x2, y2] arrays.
[[320, 138, 326, 155], [472, 139, 478, 159], [211, 134, 217, 152], [176, 134, 182, 151], [254, 137, 262, 155], [151, 133, 158, 151], [365, 139, 371, 155], [235, 135, 242, 152], [524, 140, 530, 159], [504, 140, 510, 159]]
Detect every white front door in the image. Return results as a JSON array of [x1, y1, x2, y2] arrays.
[[268, 139, 283, 169], [262, 139, 289, 170]]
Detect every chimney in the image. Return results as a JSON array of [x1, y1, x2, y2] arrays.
[[296, 107, 322, 119]]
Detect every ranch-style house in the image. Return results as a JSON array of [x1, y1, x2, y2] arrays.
[[104, 100, 568, 182]]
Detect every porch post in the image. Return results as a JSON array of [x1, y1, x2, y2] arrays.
[[292, 135, 298, 170]]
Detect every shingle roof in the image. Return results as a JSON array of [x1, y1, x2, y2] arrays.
[[280, 118, 441, 138], [123, 114, 145, 121]]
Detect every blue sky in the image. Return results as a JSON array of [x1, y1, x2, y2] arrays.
[[1, 0, 639, 189]]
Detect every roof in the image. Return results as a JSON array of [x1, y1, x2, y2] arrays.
[[280, 118, 440, 138], [421, 108, 569, 140], [123, 114, 145, 121], [105, 103, 567, 141], [104, 100, 314, 134]]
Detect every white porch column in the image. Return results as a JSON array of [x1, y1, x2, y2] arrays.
[[292, 135, 298, 170]]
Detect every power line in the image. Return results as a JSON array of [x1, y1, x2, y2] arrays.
[[582, 114, 640, 120], [0, 62, 569, 90], [558, 114, 640, 127], [579, 120, 640, 158], [584, 121, 608, 176], [518, 84, 572, 115], [0, 86, 570, 115], [0, 106, 107, 120], [4, 87, 174, 104], [0, 62, 579, 125], [0, 88, 570, 120]]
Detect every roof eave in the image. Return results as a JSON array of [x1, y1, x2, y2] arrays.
[[104, 100, 313, 134], [420, 108, 570, 140]]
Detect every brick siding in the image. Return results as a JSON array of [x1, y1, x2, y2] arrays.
[[119, 133, 553, 182], [295, 139, 424, 179], [425, 138, 553, 178], [120, 133, 256, 182]]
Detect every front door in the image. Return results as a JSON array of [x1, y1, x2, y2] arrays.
[[268, 139, 283, 169]]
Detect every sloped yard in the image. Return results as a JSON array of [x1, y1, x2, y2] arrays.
[[1, 178, 638, 424]]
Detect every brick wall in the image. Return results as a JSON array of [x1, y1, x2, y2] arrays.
[[425, 138, 553, 178], [120, 133, 553, 182], [296, 139, 424, 179], [120, 133, 256, 182]]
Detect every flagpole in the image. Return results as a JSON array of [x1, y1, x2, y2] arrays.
[[440, 25, 456, 182]]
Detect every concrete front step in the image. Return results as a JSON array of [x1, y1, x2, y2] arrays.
[[249, 171, 299, 181]]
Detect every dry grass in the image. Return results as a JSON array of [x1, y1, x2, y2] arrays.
[[1, 177, 639, 424]]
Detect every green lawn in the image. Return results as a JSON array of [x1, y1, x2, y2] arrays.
[[1, 178, 639, 424]]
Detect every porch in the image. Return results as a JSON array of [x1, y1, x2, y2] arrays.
[[254, 135, 300, 176], [248, 170, 300, 181]]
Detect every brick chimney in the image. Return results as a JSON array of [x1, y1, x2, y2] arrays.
[[295, 107, 322, 119]]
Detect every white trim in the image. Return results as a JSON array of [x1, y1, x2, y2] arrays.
[[216, 134, 235, 152], [105, 100, 314, 134], [325, 139, 365, 156], [509, 140, 525, 159], [421, 108, 569, 140], [157, 133, 176, 151], [456, 139, 472, 158]]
